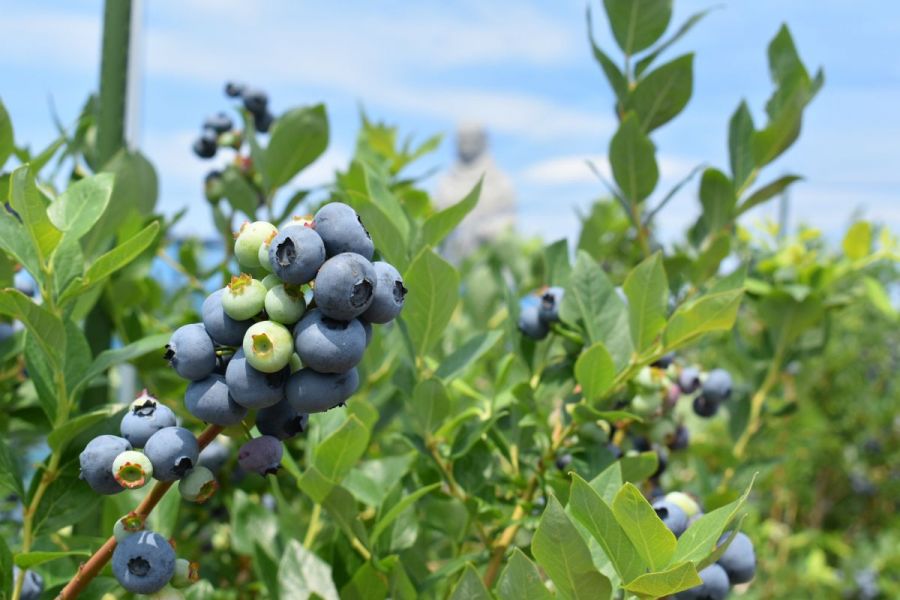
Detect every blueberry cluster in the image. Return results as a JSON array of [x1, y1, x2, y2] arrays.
[[517, 286, 564, 340], [10, 566, 42, 600], [680, 366, 733, 417], [652, 492, 757, 599], [111, 522, 199, 594], [193, 82, 273, 161]]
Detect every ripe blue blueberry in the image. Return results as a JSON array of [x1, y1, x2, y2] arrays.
[[111, 531, 176, 594], [313, 253, 376, 321], [254, 110, 274, 133], [679, 367, 701, 394], [651, 499, 688, 537], [692, 394, 720, 418], [224, 81, 245, 97], [204, 112, 233, 134], [312, 202, 374, 260], [268, 226, 326, 285], [361, 261, 407, 324], [674, 563, 729, 600], [716, 531, 756, 584], [667, 423, 690, 451], [225, 348, 288, 409], [555, 454, 573, 471], [703, 368, 733, 402], [202, 288, 253, 346], [192, 130, 217, 159], [238, 435, 283, 476], [361, 319, 373, 346], [242, 87, 269, 115], [12, 566, 43, 600], [652, 352, 676, 369], [538, 286, 564, 323], [165, 324, 217, 381], [13, 271, 35, 297], [185, 374, 248, 426], [120, 390, 177, 448], [144, 427, 200, 482], [256, 399, 309, 440], [518, 302, 549, 340], [79, 435, 132, 495], [293, 309, 366, 374], [197, 439, 229, 474], [286, 367, 359, 413]]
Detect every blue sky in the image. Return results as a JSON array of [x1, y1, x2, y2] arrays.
[[1, 0, 898, 244]]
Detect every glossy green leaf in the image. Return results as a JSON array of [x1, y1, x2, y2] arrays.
[[322, 484, 370, 548], [71, 332, 169, 396], [24, 334, 57, 420], [587, 7, 627, 103], [623, 561, 702, 596], [371, 483, 440, 546], [402, 248, 459, 358], [532, 495, 612, 600], [569, 474, 645, 583], [699, 168, 735, 232], [63, 318, 91, 401], [314, 415, 371, 483], [222, 166, 259, 217], [51, 236, 84, 302], [575, 342, 615, 401], [623, 252, 668, 350], [728, 101, 756, 193], [0, 438, 24, 498], [737, 174, 801, 216], [631, 54, 694, 132], [277, 539, 339, 600], [47, 405, 123, 452], [343, 454, 415, 508], [842, 221, 872, 260], [0, 289, 63, 367], [342, 561, 389, 600], [411, 378, 450, 436], [496, 549, 553, 600], [32, 466, 97, 537], [70, 221, 160, 298], [560, 251, 633, 370], [672, 477, 755, 564], [610, 113, 658, 203], [421, 178, 481, 249], [664, 289, 744, 350], [635, 8, 714, 77], [9, 166, 60, 265], [620, 451, 659, 484], [14, 550, 91, 568], [603, 0, 672, 55], [612, 482, 676, 570], [0, 202, 40, 276], [47, 173, 114, 240], [590, 461, 624, 505], [265, 104, 329, 189], [0, 99, 13, 169], [544, 238, 572, 287], [449, 564, 491, 600]]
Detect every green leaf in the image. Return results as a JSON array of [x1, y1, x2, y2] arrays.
[[544, 238, 572, 287], [603, 0, 673, 55], [496, 549, 553, 600], [277, 539, 339, 600], [449, 564, 491, 600], [575, 343, 615, 401], [47, 405, 123, 452], [253, 543, 281, 600], [664, 289, 744, 350], [343, 454, 415, 508], [620, 451, 659, 484], [0, 99, 13, 169], [342, 561, 389, 600], [364, 166, 410, 242], [728, 101, 756, 193], [9, 166, 60, 265], [623, 561, 702, 596], [411, 378, 450, 436], [47, 173, 114, 240], [560, 251, 633, 370], [750, 91, 804, 167], [587, 7, 628, 103], [314, 415, 371, 483], [229, 489, 278, 555], [435, 330, 502, 381], [67, 221, 160, 300], [842, 221, 872, 260], [24, 334, 57, 420], [635, 8, 714, 77], [672, 476, 755, 564], [532, 495, 613, 600], [0, 535, 11, 600], [370, 483, 440, 546], [265, 104, 329, 189], [569, 474, 645, 583], [623, 252, 668, 350], [609, 113, 658, 204], [402, 248, 459, 358], [611, 482, 676, 571], [222, 166, 259, 217], [14, 550, 91, 568], [51, 236, 84, 301], [322, 484, 370, 549], [590, 461, 624, 504], [0, 289, 63, 367], [32, 465, 97, 537], [421, 178, 481, 248], [71, 333, 169, 396], [862, 276, 897, 319], [631, 54, 694, 132], [737, 175, 802, 216], [0, 201, 40, 276], [699, 168, 735, 232], [0, 438, 24, 498]]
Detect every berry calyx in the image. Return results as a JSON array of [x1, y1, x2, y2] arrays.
[[113, 451, 153, 489]]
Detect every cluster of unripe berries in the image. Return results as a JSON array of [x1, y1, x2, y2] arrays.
[[652, 492, 756, 599], [193, 82, 273, 160]]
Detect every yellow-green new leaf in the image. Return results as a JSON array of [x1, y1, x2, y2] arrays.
[[623, 561, 702, 597], [623, 252, 668, 351], [612, 483, 676, 571], [575, 342, 615, 401], [664, 289, 743, 350]]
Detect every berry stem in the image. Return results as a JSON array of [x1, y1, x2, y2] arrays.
[[57, 424, 224, 600]]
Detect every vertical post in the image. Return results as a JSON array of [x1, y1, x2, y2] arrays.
[[96, 0, 132, 166], [777, 185, 790, 243]]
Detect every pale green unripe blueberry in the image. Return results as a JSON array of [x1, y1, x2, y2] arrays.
[[112, 450, 153, 489], [234, 221, 277, 268], [262, 273, 281, 290], [178, 466, 218, 503], [113, 512, 145, 542], [171, 558, 199, 589], [289, 353, 302, 374], [665, 491, 701, 518], [222, 274, 267, 320], [146, 589, 186, 599], [631, 393, 662, 417], [243, 321, 293, 373], [258, 238, 275, 272], [265, 284, 306, 325]]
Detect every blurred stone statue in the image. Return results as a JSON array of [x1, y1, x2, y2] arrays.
[[434, 122, 515, 260]]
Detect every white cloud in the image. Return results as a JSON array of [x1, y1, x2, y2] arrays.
[[520, 153, 699, 185]]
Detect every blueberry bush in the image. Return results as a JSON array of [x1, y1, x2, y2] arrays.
[[0, 1, 897, 599]]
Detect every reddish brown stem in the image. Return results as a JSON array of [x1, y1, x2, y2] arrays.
[[57, 424, 224, 599]]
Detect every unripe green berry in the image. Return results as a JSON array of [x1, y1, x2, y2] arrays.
[[222, 274, 267, 320], [243, 321, 293, 373], [234, 221, 277, 268], [257, 233, 276, 272], [113, 511, 146, 542], [171, 558, 200, 589], [289, 353, 302, 373], [178, 466, 218, 503], [261, 273, 281, 290], [265, 284, 306, 325], [112, 450, 153, 489]]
